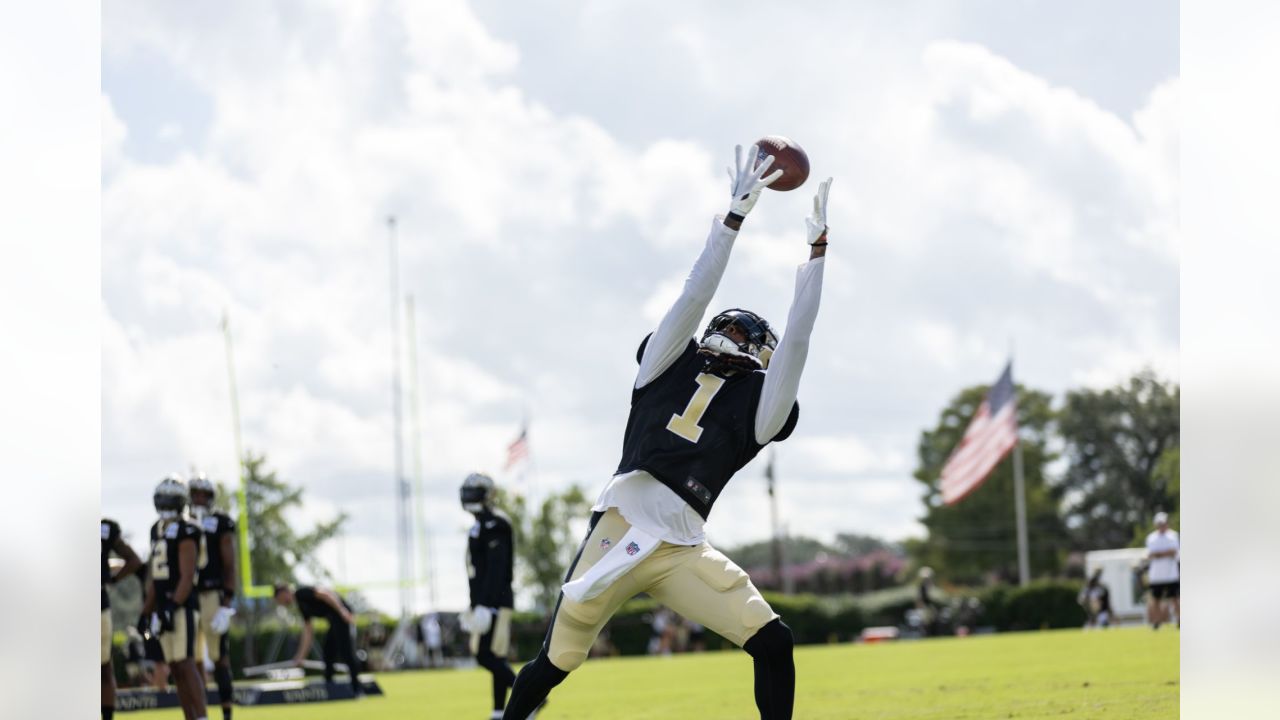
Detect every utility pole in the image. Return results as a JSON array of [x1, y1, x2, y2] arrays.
[[766, 450, 786, 594]]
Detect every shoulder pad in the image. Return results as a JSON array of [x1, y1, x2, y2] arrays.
[[201, 516, 220, 533]]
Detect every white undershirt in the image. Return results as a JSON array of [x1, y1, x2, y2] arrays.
[[593, 216, 826, 545], [1146, 529, 1180, 583]]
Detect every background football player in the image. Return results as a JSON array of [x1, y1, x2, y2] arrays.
[[503, 144, 830, 720], [102, 517, 143, 720], [189, 473, 238, 720], [273, 582, 362, 697], [139, 475, 208, 720], [460, 473, 518, 720]]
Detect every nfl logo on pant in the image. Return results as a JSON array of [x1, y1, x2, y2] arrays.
[[626, 542, 640, 556]]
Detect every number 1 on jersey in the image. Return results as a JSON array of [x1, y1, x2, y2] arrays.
[[666, 373, 726, 443]]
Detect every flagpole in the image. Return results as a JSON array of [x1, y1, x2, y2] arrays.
[[1013, 440, 1030, 586], [387, 216, 412, 618]]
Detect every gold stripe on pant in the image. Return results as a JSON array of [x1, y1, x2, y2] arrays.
[[547, 507, 777, 671]]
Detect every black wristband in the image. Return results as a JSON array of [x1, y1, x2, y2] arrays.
[[726, 211, 746, 225]]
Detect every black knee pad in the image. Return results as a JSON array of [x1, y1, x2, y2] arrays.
[[744, 618, 793, 659]]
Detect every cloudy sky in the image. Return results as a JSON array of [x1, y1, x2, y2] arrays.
[[101, 0, 1178, 613]]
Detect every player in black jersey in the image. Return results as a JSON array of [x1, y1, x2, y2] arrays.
[[274, 582, 362, 696], [189, 473, 238, 720], [461, 473, 518, 720], [504, 145, 830, 720], [140, 475, 208, 720], [102, 518, 143, 720]]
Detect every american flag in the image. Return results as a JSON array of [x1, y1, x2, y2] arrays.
[[504, 426, 530, 470], [940, 362, 1019, 505]]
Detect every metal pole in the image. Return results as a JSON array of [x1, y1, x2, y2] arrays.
[[766, 450, 784, 593], [405, 295, 436, 610], [1013, 439, 1031, 586], [387, 216, 412, 618], [221, 311, 258, 666]]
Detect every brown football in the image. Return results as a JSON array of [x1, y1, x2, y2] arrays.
[[754, 136, 810, 192]]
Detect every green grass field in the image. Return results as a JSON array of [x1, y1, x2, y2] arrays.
[[137, 627, 1178, 719]]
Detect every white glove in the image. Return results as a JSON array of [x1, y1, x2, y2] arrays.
[[210, 605, 236, 634], [471, 605, 495, 634], [805, 177, 832, 245], [149, 613, 162, 636], [726, 143, 784, 218]]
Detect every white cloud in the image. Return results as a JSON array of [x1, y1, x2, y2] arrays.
[[103, 1, 1177, 613]]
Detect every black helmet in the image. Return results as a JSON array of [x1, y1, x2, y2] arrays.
[[698, 308, 778, 372], [154, 474, 189, 519], [460, 473, 496, 512]]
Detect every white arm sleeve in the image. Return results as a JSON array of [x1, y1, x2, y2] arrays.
[[755, 257, 825, 444], [636, 218, 739, 388]]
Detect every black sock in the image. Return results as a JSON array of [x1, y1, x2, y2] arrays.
[[492, 662, 517, 710], [743, 619, 795, 720], [502, 651, 567, 719], [102, 706, 114, 720], [222, 707, 232, 720], [215, 664, 233, 705], [477, 649, 518, 710]]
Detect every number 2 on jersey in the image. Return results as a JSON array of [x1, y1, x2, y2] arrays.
[[666, 373, 726, 443]]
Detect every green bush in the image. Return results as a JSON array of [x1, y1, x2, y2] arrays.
[[976, 580, 1085, 631]]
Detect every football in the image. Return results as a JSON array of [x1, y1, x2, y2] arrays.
[[754, 136, 810, 191]]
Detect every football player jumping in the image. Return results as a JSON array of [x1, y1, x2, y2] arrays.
[[503, 144, 830, 720], [140, 475, 208, 720], [189, 473, 238, 720]]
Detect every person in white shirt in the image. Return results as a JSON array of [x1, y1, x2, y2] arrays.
[[501, 144, 831, 720], [1144, 511, 1180, 629]]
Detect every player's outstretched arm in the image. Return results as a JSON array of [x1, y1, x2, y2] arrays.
[[111, 536, 144, 583], [636, 144, 782, 388], [755, 178, 831, 444]]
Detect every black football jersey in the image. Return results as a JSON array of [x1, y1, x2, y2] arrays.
[[195, 511, 236, 591], [102, 518, 121, 610], [147, 518, 201, 608], [466, 510, 514, 608], [615, 337, 799, 519]]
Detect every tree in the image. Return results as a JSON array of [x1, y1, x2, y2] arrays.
[[911, 383, 1068, 584], [723, 535, 838, 570], [494, 484, 591, 613], [240, 452, 347, 586], [1058, 370, 1179, 549]]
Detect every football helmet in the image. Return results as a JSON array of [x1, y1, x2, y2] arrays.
[[699, 308, 778, 372], [460, 473, 496, 513], [154, 474, 189, 519], [188, 472, 214, 517]]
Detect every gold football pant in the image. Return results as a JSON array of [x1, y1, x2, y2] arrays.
[[547, 507, 777, 672], [101, 609, 112, 665], [158, 605, 197, 663], [197, 590, 229, 662]]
